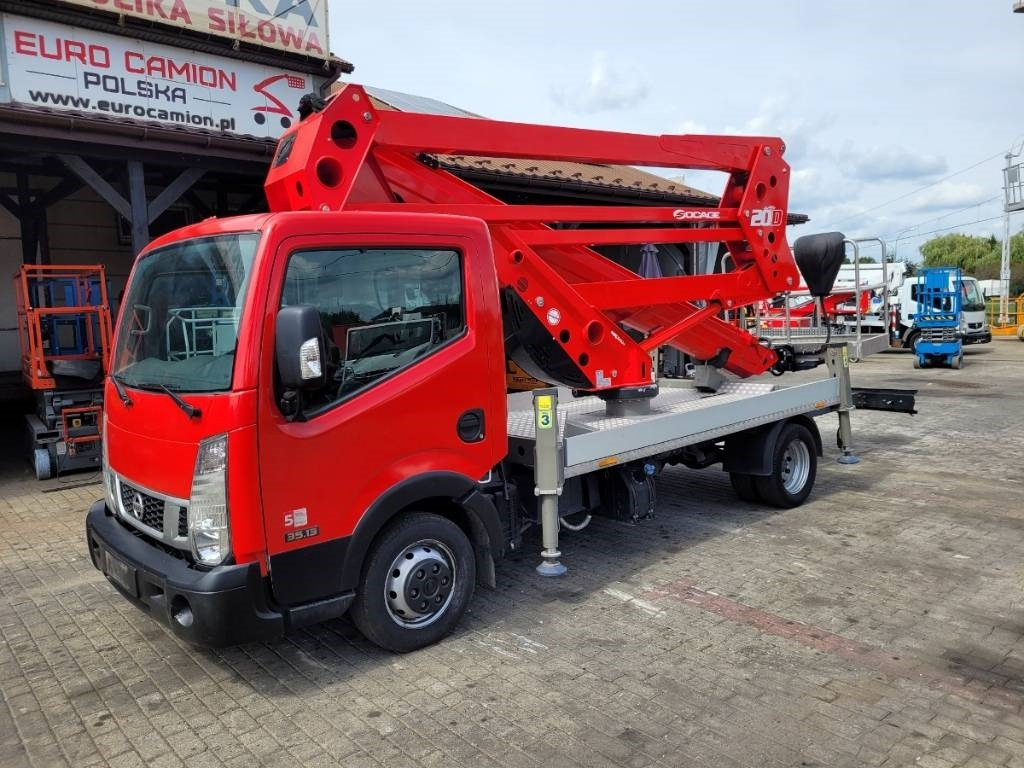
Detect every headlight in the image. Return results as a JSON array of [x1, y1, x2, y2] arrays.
[[102, 413, 118, 513], [188, 434, 230, 565]]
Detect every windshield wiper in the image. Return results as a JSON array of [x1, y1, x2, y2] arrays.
[[158, 385, 202, 420], [110, 374, 133, 407]]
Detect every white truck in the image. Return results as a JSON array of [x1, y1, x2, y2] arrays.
[[832, 262, 991, 350]]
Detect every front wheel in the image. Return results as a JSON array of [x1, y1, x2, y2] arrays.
[[903, 330, 919, 354], [754, 423, 817, 509], [351, 512, 475, 653]]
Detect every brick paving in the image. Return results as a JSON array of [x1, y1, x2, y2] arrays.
[[2, 340, 1023, 767]]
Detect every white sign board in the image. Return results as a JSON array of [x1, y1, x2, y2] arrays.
[[3, 15, 316, 139], [52, 0, 328, 57]]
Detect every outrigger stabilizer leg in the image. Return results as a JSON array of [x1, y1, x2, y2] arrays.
[[532, 388, 567, 576]]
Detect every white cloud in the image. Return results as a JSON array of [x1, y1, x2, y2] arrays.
[[840, 145, 947, 182], [723, 101, 838, 167], [675, 119, 709, 135], [789, 167, 857, 212], [905, 182, 990, 213], [550, 51, 648, 114]]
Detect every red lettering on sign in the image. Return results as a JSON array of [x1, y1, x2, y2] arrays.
[[123, 51, 237, 91], [12, 30, 111, 68], [207, 9, 325, 55], [91, 0, 192, 24]]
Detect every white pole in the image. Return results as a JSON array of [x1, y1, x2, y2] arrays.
[[1000, 151, 1013, 325], [1000, 201, 1011, 325]]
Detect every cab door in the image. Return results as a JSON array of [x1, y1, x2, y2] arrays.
[[255, 218, 506, 607]]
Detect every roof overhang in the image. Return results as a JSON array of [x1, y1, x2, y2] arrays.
[[0, 103, 276, 170]]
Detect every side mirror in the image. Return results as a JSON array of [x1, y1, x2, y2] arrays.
[[276, 304, 327, 391]]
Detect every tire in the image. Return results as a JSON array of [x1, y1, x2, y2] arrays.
[[912, 356, 921, 369], [351, 512, 475, 653], [753, 423, 817, 509], [729, 473, 760, 503], [34, 448, 52, 481], [903, 330, 919, 354], [954, 353, 964, 370], [1016, 324, 1024, 341]]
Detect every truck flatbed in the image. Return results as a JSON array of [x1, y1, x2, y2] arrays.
[[507, 376, 841, 477]]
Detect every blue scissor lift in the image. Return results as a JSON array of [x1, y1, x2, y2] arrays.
[[913, 267, 963, 369]]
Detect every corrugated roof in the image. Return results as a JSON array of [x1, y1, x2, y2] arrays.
[[364, 86, 482, 119], [437, 155, 717, 202]]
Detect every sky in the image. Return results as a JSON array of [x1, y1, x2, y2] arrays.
[[329, 1, 1024, 264]]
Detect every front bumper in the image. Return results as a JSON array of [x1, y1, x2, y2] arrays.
[[86, 500, 285, 647], [962, 330, 992, 345]]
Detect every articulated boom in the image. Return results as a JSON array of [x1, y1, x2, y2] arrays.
[[265, 84, 800, 391]]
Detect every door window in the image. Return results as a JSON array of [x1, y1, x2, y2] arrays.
[[280, 247, 464, 411]]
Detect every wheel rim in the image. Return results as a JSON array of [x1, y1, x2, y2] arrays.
[[384, 539, 457, 629], [781, 439, 811, 495]]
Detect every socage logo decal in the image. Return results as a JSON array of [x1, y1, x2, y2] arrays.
[[673, 210, 720, 220]]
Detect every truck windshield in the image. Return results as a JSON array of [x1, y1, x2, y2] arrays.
[[961, 279, 986, 312], [112, 233, 259, 393]]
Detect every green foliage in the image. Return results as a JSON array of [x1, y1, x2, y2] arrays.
[[919, 228, 1024, 293]]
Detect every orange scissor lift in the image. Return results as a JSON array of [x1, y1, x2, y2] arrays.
[[13, 264, 113, 480]]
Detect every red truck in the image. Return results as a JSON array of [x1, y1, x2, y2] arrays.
[[87, 84, 869, 652]]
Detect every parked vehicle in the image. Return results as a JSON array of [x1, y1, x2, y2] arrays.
[[14, 265, 112, 480], [912, 267, 964, 369], [85, 84, 911, 652], [832, 262, 990, 349]]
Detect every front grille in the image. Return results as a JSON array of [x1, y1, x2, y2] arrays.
[[113, 475, 190, 552], [120, 482, 164, 530]]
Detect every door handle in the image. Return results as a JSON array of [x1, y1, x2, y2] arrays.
[[456, 409, 485, 443]]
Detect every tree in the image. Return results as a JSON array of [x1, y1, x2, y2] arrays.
[[919, 233, 998, 273], [918, 228, 1024, 294]]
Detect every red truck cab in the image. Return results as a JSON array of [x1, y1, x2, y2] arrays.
[[87, 210, 510, 650]]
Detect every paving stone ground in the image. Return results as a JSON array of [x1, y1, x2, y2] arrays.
[[2, 340, 1023, 768]]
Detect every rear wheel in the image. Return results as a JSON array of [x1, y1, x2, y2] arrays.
[[351, 512, 475, 653], [729, 473, 760, 502], [33, 448, 52, 481], [754, 423, 817, 508]]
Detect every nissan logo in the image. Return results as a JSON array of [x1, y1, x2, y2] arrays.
[[131, 492, 144, 519]]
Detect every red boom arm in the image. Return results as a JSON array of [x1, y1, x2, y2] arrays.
[[264, 84, 800, 391]]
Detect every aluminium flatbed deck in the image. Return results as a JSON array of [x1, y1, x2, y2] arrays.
[[507, 376, 842, 478]]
